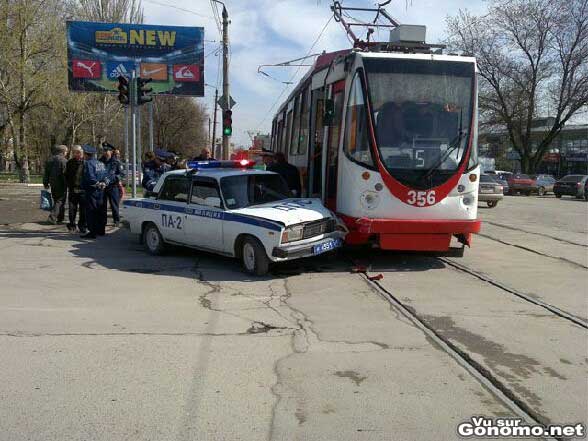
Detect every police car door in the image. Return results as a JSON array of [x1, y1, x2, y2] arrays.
[[185, 177, 223, 251], [155, 175, 190, 243]]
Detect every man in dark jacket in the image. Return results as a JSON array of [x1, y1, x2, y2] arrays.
[[43, 145, 68, 224], [65, 145, 86, 233], [142, 150, 171, 192], [268, 152, 302, 196], [100, 143, 125, 227], [81, 144, 109, 239]]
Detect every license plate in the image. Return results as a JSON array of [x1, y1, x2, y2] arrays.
[[481, 188, 494, 193], [313, 238, 342, 255]]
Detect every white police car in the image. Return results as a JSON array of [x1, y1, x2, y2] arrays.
[[122, 160, 346, 275]]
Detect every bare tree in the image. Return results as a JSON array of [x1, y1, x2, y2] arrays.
[[150, 96, 208, 158], [0, 0, 64, 181], [447, 0, 588, 173]]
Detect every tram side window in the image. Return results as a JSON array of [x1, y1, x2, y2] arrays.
[[344, 73, 374, 167], [285, 110, 294, 155], [290, 96, 301, 155], [298, 87, 310, 156]]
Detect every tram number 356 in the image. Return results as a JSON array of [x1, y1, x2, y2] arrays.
[[407, 190, 436, 207]]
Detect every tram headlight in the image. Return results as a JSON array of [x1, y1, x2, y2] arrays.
[[281, 225, 304, 243]]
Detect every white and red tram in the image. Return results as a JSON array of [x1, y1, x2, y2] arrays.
[[269, 29, 481, 252]]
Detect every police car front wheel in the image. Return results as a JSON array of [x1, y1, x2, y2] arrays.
[[241, 237, 270, 276], [143, 223, 166, 255]]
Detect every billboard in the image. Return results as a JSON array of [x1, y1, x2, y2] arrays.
[[67, 21, 204, 97]]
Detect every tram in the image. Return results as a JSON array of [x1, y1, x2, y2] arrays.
[[268, 16, 482, 252]]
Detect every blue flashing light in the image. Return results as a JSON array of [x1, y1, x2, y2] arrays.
[[186, 160, 255, 170]]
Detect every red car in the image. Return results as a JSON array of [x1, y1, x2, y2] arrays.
[[507, 173, 536, 195]]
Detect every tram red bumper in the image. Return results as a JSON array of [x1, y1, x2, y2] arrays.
[[340, 216, 482, 251]]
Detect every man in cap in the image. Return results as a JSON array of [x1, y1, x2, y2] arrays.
[[65, 145, 86, 233], [141, 149, 171, 192], [100, 142, 125, 227], [81, 144, 109, 239], [43, 145, 68, 224]]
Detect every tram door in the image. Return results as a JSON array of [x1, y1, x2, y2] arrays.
[[325, 81, 345, 210]]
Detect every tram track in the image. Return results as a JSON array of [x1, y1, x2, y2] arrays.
[[357, 269, 562, 440], [484, 221, 588, 248], [339, 248, 586, 440], [437, 257, 588, 330], [478, 233, 588, 270]]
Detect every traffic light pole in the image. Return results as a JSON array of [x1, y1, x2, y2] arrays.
[[212, 88, 218, 156], [124, 105, 130, 187], [149, 100, 154, 152], [221, 5, 230, 160], [131, 70, 137, 198], [137, 104, 142, 182]]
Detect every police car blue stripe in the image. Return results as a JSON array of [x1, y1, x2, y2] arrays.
[[123, 200, 283, 231]]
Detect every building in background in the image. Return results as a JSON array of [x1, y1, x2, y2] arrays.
[[480, 118, 588, 176]]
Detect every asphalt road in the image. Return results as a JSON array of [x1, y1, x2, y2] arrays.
[[0, 185, 586, 441]]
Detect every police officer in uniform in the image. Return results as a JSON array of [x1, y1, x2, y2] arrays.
[[141, 149, 171, 192], [81, 144, 109, 239], [100, 143, 125, 227]]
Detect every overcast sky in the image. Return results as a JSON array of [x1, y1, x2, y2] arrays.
[[143, 0, 487, 147]]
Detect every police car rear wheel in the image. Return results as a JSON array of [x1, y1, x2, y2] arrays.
[[143, 223, 165, 255], [241, 237, 270, 276]]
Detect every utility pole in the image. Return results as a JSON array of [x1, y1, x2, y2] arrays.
[[221, 4, 230, 160], [212, 87, 218, 156]]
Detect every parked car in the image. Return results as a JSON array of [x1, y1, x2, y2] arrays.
[[506, 173, 536, 195], [553, 175, 588, 199], [478, 174, 504, 208], [492, 175, 509, 195], [533, 175, 557, 196]]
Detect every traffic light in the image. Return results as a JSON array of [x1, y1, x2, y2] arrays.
[[117, 75, 129, 105], [136, 77, 153, 105], [222, 110, 233, 136]]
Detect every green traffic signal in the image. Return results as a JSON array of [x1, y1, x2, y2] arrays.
[[223, 127, 232, 136]]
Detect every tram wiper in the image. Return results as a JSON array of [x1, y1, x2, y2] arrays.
[[419, 130, 465, 185]]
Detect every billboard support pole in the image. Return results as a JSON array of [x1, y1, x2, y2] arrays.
[[131, 69, 137, 198], [149, 100, 154, 153]]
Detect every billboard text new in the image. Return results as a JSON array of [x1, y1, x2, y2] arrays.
[[67, 21, 204, 97]]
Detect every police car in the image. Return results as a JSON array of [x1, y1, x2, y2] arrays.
[[122, 160, 346, 275]]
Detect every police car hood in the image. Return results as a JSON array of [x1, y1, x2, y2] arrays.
[[230, 198, 331, 227]]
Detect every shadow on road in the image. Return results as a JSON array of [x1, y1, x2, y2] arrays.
[[1, 225, 449, 281]]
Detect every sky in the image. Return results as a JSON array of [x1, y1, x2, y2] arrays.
[[143, 0, 488, 147]]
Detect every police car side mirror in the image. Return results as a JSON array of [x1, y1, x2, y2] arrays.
[[203, 197, 222, 208]]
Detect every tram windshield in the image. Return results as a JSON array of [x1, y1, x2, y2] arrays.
[[364, 58, 475, 189]]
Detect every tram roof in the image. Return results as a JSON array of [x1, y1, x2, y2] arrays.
[[274, 49, 476, 117]]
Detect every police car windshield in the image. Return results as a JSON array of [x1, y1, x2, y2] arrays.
[[220, 174, 290, 209]]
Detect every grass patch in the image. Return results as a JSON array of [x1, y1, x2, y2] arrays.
[[0, 173, 43, 184]]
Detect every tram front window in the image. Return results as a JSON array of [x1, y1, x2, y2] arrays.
[[364, 58, 475, 189]]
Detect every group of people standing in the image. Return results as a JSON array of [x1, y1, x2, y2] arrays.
[[43, 143, 125, 239]]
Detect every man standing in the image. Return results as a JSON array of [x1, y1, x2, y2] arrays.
[[81, 144, 109, 239], [142, 150, 171, 192], [193, 147, 214, 161], [42, 145, 68, 224], [268, 152, 302, 196], [65, 145, 86, 233], [100, 143, 125, 228]]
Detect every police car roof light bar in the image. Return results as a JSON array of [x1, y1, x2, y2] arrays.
[[186, 160, 256, 170]]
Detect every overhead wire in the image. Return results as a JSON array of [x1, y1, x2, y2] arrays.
[[141, 0, 214, 19], [254, 15, 333, 131]]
